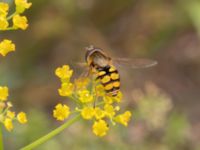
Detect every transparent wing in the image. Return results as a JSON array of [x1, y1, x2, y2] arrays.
[[113, 58, 158, 69], [72, 62, 94, 78]]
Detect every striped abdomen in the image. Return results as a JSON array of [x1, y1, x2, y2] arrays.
[[96, 65, 120, 96]]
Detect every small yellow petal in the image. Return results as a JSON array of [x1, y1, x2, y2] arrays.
[[115, 111, 132, 126], [92, 120, 109, 137], [0, 2, 9, 17], [94, 107, 105, 120], [78, 90, 93, 103], [4, 118, 13, 132], [55, 65, 73, 81], [13, 14, 28, 30], [104, 104, 115, 118], [0, 86, 9, 101], [0, 16, 8, 30], [0, 40, 15, 57], [58, 82, 74, 97], [6, 111, 15, 119], [81, 107, 94, 120], [53, 103, 70, 121], [17, 112, 28, 124], [15, 0, 32, 13]]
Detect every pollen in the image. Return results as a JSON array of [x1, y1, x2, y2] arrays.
[[111, 73, 119, 80], [101, 75, 111, 84]]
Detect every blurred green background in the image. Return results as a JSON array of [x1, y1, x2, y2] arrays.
[[1, 0, 200, 149]]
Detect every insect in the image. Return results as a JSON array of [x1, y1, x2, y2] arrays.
[[84, 45, 157, 97]]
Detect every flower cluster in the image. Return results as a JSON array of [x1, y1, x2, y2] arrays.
[[0, 0, 30, 132], [53, 65, 132, 137], [132, 82, 173, 129], [0, 0, 31, 57], [0, 86, 27, 131]]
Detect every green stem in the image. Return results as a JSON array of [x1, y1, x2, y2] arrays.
[[20, 114, 81, 150], [0, 125, 3, 150], [7, 12, 17, 20]]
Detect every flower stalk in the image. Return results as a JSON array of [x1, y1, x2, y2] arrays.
[[20, 114, 81, 150], [0, 125, 3, 150]]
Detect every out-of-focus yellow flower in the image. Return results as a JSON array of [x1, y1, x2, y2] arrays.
[[103, 95, 114, 104], [0, 102, 6, 109], [95, 84, 105, 96], [0, 86, 9, 101], [113, 91, 122, 103], [4, 118, 13, 131], [6, 111, 15, 119], [13, 14, 28, 30], [55, 65, 73, 82], [15, 0, 32, 13], [81, 107, 94, 120], [17, 112, 27, 124], [75, 77, 89, 90], [0, 2, 9, 17], [7, 102, 13, 108], [115, 111, 132, 126], [58, 83, 74, 97], [94, 107, 105, 120], [78, 90, 93, 103], [92, 119, 109, 137], [0, 39, 15, 56], [0, 16, 8, 30], [53, 103, 70, 121], [104, 104, 115, 118]]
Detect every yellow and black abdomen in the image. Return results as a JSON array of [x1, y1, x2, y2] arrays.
[[96, 65, 120, 96]]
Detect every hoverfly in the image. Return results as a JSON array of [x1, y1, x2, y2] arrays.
[[81, 45, 157, 97]]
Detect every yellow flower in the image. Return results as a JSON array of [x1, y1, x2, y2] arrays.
[[17, 112, 28, 124], [7, 102, 13, 108], [4, 118, 13, 131], [55, 65, 73, 82], [113, 91, 122, 103], [0, 86, 9, 101], [115, 111, 132, 126], [78, 90, 93, 103], [0, 39, 15, 56], [53, 103, 70, 121], [58, 82, 74, 97], [15, 0, 32, 13], [6, 111, 15, 119], [0, 102, 6, 109], [75, 77, 89, 90], [81, 107, 94, 120], [13, 14, 28, 30], [95, 84, 105, 96], [104, 104, 115, 118], [103, 95, 113, 104], [92, 120, 109, 137], [94, 107, 105, 120], [0, 16, 8, 30], [0, 2, 9, 17]]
